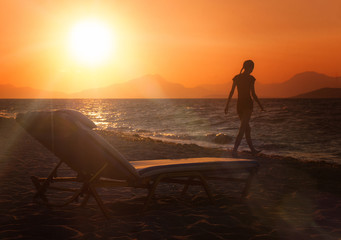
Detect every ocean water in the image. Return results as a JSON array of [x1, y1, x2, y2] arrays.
[[0, 98, 340, 163]]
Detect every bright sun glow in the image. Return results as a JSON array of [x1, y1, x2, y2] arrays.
[[68, 19, 115, 66]]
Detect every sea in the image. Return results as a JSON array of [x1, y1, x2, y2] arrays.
[[0, 98, 340, 164]]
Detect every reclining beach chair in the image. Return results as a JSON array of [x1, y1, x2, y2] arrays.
[[16, 110, 259, 217]]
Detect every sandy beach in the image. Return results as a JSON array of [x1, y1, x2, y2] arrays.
[[0, 117, 340, 240]]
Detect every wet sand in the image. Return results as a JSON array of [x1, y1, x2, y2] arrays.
[[0, 117, 340, 239]]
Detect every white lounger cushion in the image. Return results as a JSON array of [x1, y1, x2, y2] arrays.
[[131, 158, 258, 178], [16, 110, 140, 180], [56, 109, 97, 129], [17, 110, 258, 182]]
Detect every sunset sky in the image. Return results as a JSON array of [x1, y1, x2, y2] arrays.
[[0, 0, 340, 93]]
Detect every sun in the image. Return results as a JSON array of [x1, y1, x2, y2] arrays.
[[68, 19, 115, 66]]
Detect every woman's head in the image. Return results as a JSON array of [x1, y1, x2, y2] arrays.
[[240, 60, 254, 74]]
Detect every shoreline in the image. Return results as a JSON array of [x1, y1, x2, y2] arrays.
[[99, 128, 341, 166], [1, 117, 341, 239]]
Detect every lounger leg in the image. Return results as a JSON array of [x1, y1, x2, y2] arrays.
[[80, 163, 110, 217], [32, 160, 63, 200], [143, 173, 215, 211], [88, 186, 110, 219], [196, 174, 214, 204], [181, 175, 214, 204], [31, 176, 49, 202], [80, 193, 91, 207], [241, 168, 257, 197], [181, 177, 194, 196], [143, 176, 163, 211]]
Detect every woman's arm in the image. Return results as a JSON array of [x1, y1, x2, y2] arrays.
[[251, 82, 264, 111], [225, 81, 236, 114]]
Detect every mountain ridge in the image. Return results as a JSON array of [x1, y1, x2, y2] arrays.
[[292, 88, 341, 98], [1, 71, 340, 98]]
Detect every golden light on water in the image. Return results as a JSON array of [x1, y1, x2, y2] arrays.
[[68, 19, 115, 66]]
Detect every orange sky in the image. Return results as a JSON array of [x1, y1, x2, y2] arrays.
[[0, 0, 340, 93]]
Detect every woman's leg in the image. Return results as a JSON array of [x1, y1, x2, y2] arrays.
[[245, 123, 256, 152], [232, 110, 252, 155], [245, 117, 261, 154]]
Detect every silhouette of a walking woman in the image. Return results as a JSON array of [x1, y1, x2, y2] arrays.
[[225, 60, 264, 157]]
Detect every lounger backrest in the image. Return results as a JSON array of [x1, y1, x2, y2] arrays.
[[16, 110, 140, 181]]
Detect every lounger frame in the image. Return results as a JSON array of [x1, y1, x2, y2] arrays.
[[30, 159, 258, 218], [16, 110, 258, 218]]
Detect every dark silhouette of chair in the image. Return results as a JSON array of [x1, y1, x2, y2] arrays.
[[16, 110, 258, 217]]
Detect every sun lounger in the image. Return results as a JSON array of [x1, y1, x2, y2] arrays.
[[16, 110, 259, 217]]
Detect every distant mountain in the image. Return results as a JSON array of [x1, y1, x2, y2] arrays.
[[193, 71, 341, 98], [0, 84, 68, 98], [255, 72, 341, 98], [69, 71, 341, 98], [292, 88, 341, 98], [73, 74, 209, 98], [196, 83, 230, 98], [1, 71, 341, 98]]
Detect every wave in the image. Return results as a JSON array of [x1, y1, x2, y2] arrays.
[[114, 128, 234, 147], [259, 143, 298, 151], [135, 129, 152, 133], [206, 133, 233, 144], [210, 120, 228, 126], [150, 132, 234, 145]]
